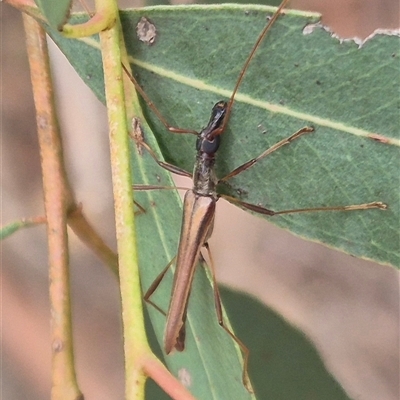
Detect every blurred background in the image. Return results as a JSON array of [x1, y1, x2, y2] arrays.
[[2, 0, 399, 399]]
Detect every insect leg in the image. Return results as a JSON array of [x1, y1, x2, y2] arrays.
[[219, 126, 314, 182], [221, 195, 387, 215], [144, 256, 176, 316], [122, 63, 198, 135], [203, 243, 252, 393]]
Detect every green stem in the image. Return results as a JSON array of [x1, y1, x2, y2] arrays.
[[0, 216, 46, 240], [62, 6, 116, 38], [96, 0, 149, 398]]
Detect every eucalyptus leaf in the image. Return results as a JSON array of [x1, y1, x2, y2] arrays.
[[120, 6, 399, 268], [222, 287, 352, 399], [41, 4, 399, 399], [46, 5, 399, 268], [34, 0, 72, 30]]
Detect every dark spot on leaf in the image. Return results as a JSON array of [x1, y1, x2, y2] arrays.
[[137, 17, 157, 45]]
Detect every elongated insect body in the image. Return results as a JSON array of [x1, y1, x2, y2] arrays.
[[164, 100, 226, 353], [164, 190, 216, 353]]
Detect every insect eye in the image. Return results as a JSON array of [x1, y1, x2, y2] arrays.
[[196, 135, 221, 154], [202, 135, 221, 154]]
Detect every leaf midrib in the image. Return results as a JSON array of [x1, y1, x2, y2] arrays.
[[130, 57, 399, 145], [76, 15, 398, 146]]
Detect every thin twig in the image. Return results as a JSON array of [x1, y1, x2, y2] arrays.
[[22, 14, 83, 400]]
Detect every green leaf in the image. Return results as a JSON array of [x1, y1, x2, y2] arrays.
[[34, 0, 72, 30], [45, 5, 399, 268], [41, 4, 399, 398], [120, 6, 399, 268], [222, 287, 352, 399]]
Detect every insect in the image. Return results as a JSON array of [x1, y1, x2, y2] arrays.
[[124, 0, 387, 391]]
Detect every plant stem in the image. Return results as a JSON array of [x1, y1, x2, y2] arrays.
[[22, 14, 82, 400], [96, 0, 149, 398]]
